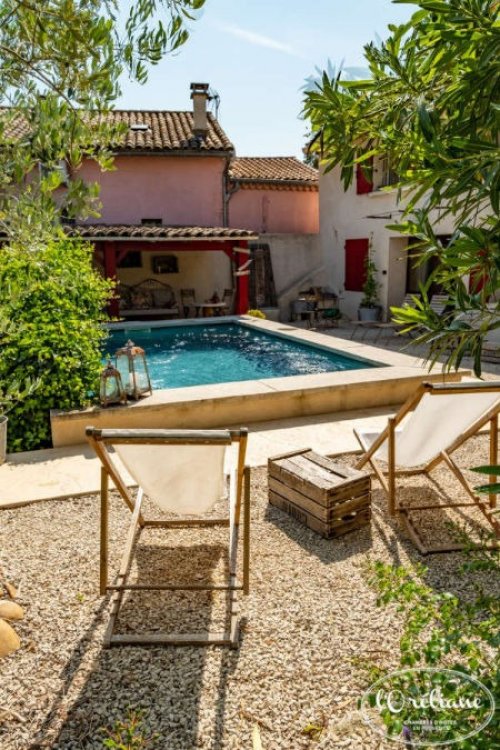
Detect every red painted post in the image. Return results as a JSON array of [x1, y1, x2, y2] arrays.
[[103, 242, 120, 318], [235, 241, 250, 314]]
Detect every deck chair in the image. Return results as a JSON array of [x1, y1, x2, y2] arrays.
[[429, 294, 449, 317], [86, 427, 250, 648], [354, 381, 500, 554]]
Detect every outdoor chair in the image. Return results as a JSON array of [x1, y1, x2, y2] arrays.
[[180, 288, 196, 318], [221, 288, 234, 315], [86, 427, 250, 648], [429, 293, 449, 317], [353, 381, 500, 554]]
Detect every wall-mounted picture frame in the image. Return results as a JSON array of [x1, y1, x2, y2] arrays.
[[152, 255, 179, 274]]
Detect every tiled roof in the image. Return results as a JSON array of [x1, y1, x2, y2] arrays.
[[69, 224, 258, 240], [104, 110, 233, 152], [0, 109, 234, 153], [229, 157, 318, 185]]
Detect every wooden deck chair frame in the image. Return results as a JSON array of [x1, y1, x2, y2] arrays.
[[86, 427, 250, 648], [354, 381, 500, 555]]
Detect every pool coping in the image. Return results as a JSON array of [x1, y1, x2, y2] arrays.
[[50, 316, 468, 447]]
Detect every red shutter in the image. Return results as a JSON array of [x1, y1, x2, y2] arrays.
[[356, 158, 373, 194], [469, 249, 488, 294], [345, 238, 369, 292]]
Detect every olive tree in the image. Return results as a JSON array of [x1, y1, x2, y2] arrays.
[[0, 0, 206, 237], [304, 0, 499, 375]]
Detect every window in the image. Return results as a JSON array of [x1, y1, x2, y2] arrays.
[[373, 155, 398, 190], [344, 239, 369, 291], [141, 218, 163, 226]]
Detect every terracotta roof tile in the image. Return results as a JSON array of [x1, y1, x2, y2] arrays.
[[0, 109, 234, 153], [106, 110, 233, 152], [70, 224, 257, 240], [229, 156, 318, 184]]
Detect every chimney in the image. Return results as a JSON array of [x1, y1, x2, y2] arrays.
[[190, 82, 210, 138]]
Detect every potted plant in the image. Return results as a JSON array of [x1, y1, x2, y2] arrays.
[[358, 254, 382, 322]]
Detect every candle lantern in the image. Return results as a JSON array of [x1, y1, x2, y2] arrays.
[[115, 339, 152, 400], [99, 360, 127, 407]]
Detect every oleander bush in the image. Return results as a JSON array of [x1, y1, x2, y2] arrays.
[[0, 237, 112, 451]]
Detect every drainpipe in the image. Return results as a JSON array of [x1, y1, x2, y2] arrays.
[[222, 157, 239, 227]]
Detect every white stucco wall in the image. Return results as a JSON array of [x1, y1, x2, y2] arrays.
[[265, 233, 323, 321], [319, 165, 457, 320]]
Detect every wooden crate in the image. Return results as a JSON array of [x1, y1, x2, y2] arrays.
[[268, 448, 371, 539]]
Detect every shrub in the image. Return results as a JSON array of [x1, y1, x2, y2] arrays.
[[0, 237, 112, 451]]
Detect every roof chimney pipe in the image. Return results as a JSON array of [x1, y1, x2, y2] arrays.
[[190, 82, 210, 138]]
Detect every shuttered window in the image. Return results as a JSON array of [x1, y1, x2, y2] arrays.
[[356, 158, 373, 194], [345, 238, 369, 291]]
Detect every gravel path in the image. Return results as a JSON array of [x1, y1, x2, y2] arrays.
[[0, 435, 497, 749]]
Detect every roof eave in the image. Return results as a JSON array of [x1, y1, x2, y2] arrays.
[[114, 148, 235, 157], [230, 177, 318, 188]]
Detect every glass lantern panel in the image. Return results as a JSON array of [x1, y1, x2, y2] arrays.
[[135, 355, 151, 393], [105, 376, 121, 400], [116, 354, 134, 396]]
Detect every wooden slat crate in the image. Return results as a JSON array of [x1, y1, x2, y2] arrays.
[[268, 448, 371, 538]]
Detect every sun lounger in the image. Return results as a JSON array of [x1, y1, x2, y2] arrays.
[[353, 381, 500, 554], [86, 427, 250, 648]]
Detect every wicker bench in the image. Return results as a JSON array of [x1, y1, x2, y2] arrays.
[[118, 279, 180, 319]]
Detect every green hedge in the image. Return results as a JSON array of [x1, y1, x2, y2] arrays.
[[0, 237, 113, 452]]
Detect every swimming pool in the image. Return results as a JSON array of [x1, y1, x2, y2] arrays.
[[105, 322, 378, 389]]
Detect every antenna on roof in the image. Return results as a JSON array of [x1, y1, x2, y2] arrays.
[[208, 88, 220, 119]]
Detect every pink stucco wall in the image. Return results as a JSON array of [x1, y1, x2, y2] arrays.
[[228, 188, 319, 234], [78, 155, 225, 226]]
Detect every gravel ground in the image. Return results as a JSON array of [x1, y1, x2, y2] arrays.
[[0, 434, 498, 750]]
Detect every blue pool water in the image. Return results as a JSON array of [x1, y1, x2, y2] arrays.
[[105, 323, 378, 390]]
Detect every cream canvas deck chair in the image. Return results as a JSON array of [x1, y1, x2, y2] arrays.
[[354, 381, 500, 554], [86, 427, 250, 648]]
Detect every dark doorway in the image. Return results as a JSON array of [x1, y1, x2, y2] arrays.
[[406, 235, 451, 295]]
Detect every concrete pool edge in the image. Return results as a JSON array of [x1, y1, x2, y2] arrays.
[[51, 317, 469, 447]]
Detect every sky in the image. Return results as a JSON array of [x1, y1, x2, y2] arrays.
[[116, 0, 415, 159]]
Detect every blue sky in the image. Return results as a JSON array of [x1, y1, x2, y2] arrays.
[[116, 0, 415, 158]]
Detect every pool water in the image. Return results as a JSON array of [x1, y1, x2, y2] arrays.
[[105, 323, 378, 390]]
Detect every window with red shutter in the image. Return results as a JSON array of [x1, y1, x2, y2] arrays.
[[345, 238, 369, 291], [356, 158, 374, 194]]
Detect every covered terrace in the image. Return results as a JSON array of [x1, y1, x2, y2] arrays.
[[71, 224, 258, 319]]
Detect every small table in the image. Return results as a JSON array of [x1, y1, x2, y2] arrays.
[[194, 302, 228, 318], [268, 448, 371, 538]]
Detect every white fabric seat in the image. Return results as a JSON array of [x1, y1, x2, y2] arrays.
[[356, 390, 499, 468], [114, 443, 228, 515]]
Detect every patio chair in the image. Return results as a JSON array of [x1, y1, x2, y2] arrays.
[[86, 427, 250, 648], [180, 288, 196, 318], [221, 288, 234, 315], [429, 293, 449, 317], [353, 381, 500, 554]]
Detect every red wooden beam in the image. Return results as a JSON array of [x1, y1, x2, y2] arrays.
[[234, 241, 250, 315], [103, 242, 120, 318]]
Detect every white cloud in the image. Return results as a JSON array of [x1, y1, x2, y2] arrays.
[[216, 23, 304, 58]]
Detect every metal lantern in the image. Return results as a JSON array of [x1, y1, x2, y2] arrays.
[[115, 339, 152, 400], [99, 360, 127, 407]]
